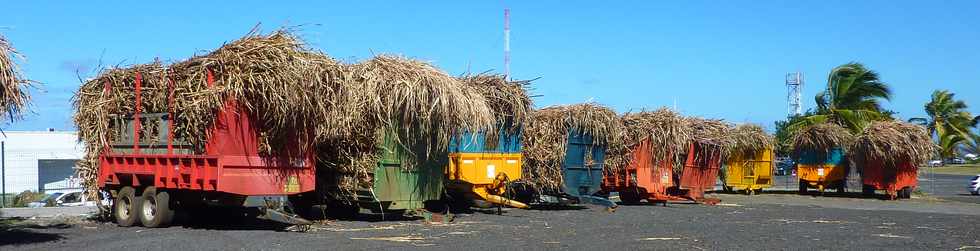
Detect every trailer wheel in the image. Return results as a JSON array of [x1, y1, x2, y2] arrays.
[[899, 187, 912, 199], [114, 186, 140, 227], [326, 202, 360, 219], [836, 185, 845, 194], [509, 183, 537, 205], [862, 185, 875, 197], [139, 187, 174, 228], [619, 190, 642, 205], [288, 194, 315, 219], [798, 182, 807, 195]]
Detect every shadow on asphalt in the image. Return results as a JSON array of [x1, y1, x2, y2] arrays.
[[525, 204, 589, 211], [709, 189, 917, 201], [342, 213, 422, 222], [0, 219, 66, 246], [175, 207, 291, 231]]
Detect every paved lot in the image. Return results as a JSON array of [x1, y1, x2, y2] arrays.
[[4, 174, 980, 250], [917, 173, 980, 204], [0, 206, 97, 218], [3, 192, 980, 251], [767, 173, 980, 204]]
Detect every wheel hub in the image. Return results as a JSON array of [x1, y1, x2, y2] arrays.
[[143, 197, 156, 220], [118, 197, 131, 218]]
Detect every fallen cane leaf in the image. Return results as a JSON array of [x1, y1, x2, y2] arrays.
[[638, 237, 682, 241]]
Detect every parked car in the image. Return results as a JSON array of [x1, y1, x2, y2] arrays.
[[928, 160, 943, 167], [27, 191, 108, 208], [966, 153, 978, 161], [775, 159, 796, 176], [948, 158, 967, 165], [970, 175, 980, 196], [27, 192, 63, 208]]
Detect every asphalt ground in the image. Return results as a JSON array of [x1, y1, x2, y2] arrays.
[[766, 172, 980, 204], [4, 174, 979, 250], [4, 194, 979, 250]]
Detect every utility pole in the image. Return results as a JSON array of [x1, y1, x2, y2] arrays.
[[504, 8, 511, 80], [2, 141, 5, 208]]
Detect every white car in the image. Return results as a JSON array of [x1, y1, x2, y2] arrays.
[[27, 192, 63, 208], [970, 175, 980, 195], [27, 191, 109, 208], [929, 160, 943, 167]]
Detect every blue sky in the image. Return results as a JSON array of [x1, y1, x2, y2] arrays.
[[2, 1, 978, 131]]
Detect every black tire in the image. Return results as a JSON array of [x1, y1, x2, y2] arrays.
[[113, 186, 140, 227], [288, 194, 315, 220], [139, 187, 174, 228], [327, 202, 360, 219], [862, 185, 875, 197], [509, 183, 536, 205], [444, 190, 473, 212], [836, 184, 846, 194], [798, 182, 808, 195], [900, 187, 912, 199], [619, 190, 642, 205]]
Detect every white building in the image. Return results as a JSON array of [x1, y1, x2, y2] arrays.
[[0, 131, 85, 195]]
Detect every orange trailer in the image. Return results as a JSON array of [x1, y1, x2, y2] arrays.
[[674, 142, 722, 203], [601, 139, 676, 205], [860, 159, 917, 199], [602, 140, 721, 205]]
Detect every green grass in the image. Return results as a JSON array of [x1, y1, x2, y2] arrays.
[[924, 164, 980, 176]]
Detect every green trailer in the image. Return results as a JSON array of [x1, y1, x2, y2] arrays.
[[353, 131, 446, 213]]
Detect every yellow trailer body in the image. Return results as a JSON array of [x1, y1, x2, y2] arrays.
[[797, 164, 847, 191], [446, 152, 528, 208], [724, 148, 774, 194]]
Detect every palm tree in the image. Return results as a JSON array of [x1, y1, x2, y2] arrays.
[[908, 90, 978, 158], [962, 133, 979, 155], [791, 62, 892, 133], [939, 133, 969, 159]]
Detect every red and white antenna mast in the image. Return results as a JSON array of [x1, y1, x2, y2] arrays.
[[504, 8, 511, 80]]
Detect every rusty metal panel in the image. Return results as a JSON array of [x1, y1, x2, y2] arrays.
[[680, 142, 722, 200]]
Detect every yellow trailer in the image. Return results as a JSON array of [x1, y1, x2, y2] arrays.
[[446, 152, 529, 209], [724, 148, 775, 194]]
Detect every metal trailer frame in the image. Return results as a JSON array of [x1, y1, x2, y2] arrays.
[[860, 159, 917, 199], [351, 129, 445, 215], [673, 142, 722, 204], [98, 69, 315, 227], [723, 148, 775, 195], [602, 139, 680, 205], [796, 148, 848, 194], [555, 132, 617, 209], [446, 129, 528, 209]]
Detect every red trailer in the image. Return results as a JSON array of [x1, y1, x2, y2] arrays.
[[672, 142, 722, 204], [860, 159, 917, 200], [602, 140, 722, 205], [602, 139, 677, 205], [98, 70, 315, 228]]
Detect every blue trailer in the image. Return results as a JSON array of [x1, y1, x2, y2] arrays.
[[559, 132, 617, 209]]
